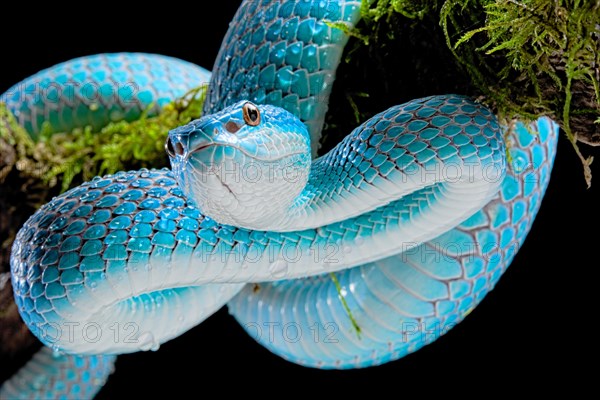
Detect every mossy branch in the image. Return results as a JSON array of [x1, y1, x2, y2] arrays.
[[441, 0, 598, 186], [0, 86, 206, 192], [340, 0, 598, 186]]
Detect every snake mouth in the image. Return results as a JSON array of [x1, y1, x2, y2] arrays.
[[191, 143, 214, 153], [189, 143, 303, 162]]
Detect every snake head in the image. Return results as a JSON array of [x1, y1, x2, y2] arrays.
[[166, 101, 311, 230]]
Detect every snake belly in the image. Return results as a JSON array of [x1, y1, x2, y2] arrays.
[[1, 0, 558, 398]]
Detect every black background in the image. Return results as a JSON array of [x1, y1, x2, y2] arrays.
[[0, 1, 595, 395]]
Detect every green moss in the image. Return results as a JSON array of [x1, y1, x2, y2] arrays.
[[0, 86, 206, 192], [361, 0, 437, 21], [442, 0, 598, 186], [323, 0, 598, 186]]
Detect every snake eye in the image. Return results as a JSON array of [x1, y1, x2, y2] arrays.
[[242, 102, 261, 126], [165, 137, 184, 157]]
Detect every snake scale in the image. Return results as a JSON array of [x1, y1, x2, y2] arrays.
[[0, 0, 557, 398]]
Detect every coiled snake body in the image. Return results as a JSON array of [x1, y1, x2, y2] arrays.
[[1, 1, 558, 398]]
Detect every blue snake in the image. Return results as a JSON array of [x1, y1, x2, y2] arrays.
[[0, 0, 558, 398]]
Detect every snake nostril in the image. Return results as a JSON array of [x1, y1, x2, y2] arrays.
[[174, 142, 185, 156], [165, 138, 185, 157]]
